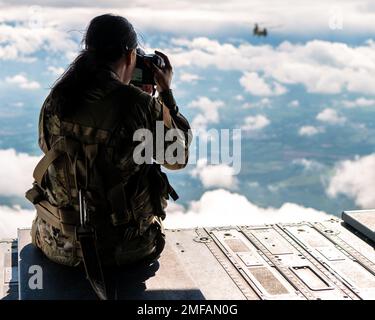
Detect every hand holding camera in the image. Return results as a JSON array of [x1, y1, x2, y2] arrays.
[[131, 49, 173, 94], [152, 50, 173, 93]]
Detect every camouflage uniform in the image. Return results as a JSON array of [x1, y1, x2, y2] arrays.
[[29, 66, 191, 267]]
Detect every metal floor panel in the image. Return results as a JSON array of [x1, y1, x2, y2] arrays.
[[1, 218, 374, 300], [208, 227, 303, 300], [240, 225, 354, 300], [281, 221, 375, 300], [166, 229, 255, 299]]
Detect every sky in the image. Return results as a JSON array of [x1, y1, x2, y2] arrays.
[[1, 0, 375, 237]]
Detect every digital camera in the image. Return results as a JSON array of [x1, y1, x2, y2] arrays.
[[131, 48, 165, 86]]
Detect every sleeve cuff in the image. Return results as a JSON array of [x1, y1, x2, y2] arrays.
[[159, 89, 177, 110]]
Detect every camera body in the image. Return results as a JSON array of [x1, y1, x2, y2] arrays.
[[131, 48, 165, 86]]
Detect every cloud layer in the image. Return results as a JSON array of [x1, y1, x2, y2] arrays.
[[0, 149, 41, 197], [190, 159, 238, 189], [316, 108, 346, 125], [240, 72, 287, 96], [164, 188, 331, 229], [188, 96, 224, 131], [0, 205, 35, 239], [298, 125, 325, 136], [0, 19, 78, 61], [5, 74, 40, 90], [2, 1, 375, 36], [327, 153, 375, 208], [169, 38, 375, 96], [241, 115, 270, 131], [2, 9, 375, 99]]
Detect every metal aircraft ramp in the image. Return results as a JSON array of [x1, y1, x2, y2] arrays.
[[1, 213, 374, 300]]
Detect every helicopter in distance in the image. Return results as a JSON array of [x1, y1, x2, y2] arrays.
[[253, 23, 267, 37], [252, 23, 283, 37]]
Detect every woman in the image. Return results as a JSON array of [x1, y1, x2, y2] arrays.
[[26, 14, 191, 297]]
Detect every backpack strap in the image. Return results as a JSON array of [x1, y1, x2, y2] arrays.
[[32, 137, 80, 189], [33, 140, 63, 187]]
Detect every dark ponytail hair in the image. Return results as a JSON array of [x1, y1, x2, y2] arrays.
[[51, 14, 138, 116]]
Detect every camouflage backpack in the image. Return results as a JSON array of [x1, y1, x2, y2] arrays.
[[25, 78, 180, 299]]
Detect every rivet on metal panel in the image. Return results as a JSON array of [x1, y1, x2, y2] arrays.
[[193, 236, 212, 243]]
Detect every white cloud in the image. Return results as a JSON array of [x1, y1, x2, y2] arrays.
[[47, 66, 65, 77], [260, 98, 271, 106], [2, 1, 375, 37], [5, 74, 40, 90], [327, 153, 375, 208], [289, 100, 300, 107], [293, 158, 325, 171], [2, 7, 375, 95], [0, 155, 331, 239], [242, 98, 271, 109], [267, 184, 281, 193], [179, 72, 202, 83], [316, 108, 346, 125], [0, 205, 35, 239], [240, 72, 287, 96], [0, 20, 78, 61], [12, 101, 24, 108], [235, 94, 244, 101], [168, 37, 375, 96], [191, 159, 238, 189], [241, 103, 252, 109], [248, 181, 260, 188], [241, 115, 270, 131], [164, 189, 331, 229], [342, 97, 375, 108], [188, 96, 224, 130], [189, 96, 224, 122], [0, 149, 41, 197], [298, 125, 325, 136]]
